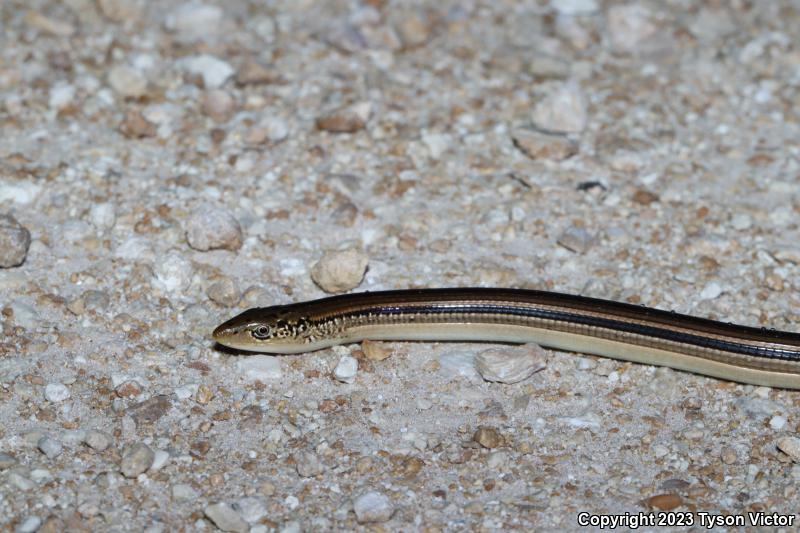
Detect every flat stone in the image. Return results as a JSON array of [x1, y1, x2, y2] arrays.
[[120, 442, 155, 478], [0, 214, 31, 267], [204, 502, 248, 533]]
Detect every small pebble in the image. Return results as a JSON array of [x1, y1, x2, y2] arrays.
[[699, 282, 723, 300], [0, 214, 32, 268], [48, 83, 75, 110], [353, 491, 394, 523], [316, 102, 371, 133], [8, 470, 35, 491], [204, 502, 248, 533], [334, 355, 358, 384], [172, 483, 199, 501], [15, 516, 42, 533], [607, 4, 658, 54], [438, 351, 478, 379], [310, 248, 368, 293], [295, 451, 324, 477], [37, 436, 63, 458], [181, 54, 235, 89], [512, 128, 578, 161], [552, 0, 599, 15], [475, 345, 546, 384], [153, 253, 193, 293], [120, 443, 155, 478], [202, 90, 235, 123], [44, 383, 70, 402], [97, 0, 142, 22], [279, 521, 301, 533], [25, 10, 75, 36], [531, 81, 587, 134], [150, 449, 170, 471], [473, 427, 503, 449], [89, 203, 116, 230], [777, 437, 800, 462], [770, 415, 787, 430], [185, 206, 243, 251], [0, 180, 41, 205], [108, 65, 148, 98], [235, 355, 283, 381], [84, 430, 112, 452], [486, 450, 508, 469], [362, 340, 392, 361], [643, 493, 682, 511], [166, 2, 224, 42], [120, 110, 157, 138], [557, 227, 594, 254], [207, 277, 240, 306], [235, 497, 268, 524], [0, 452, 18, 469]]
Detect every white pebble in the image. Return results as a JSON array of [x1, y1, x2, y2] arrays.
[[438, 351, 478, 379], [108, 65, 147, 98], [9, 300, 38, 330], [699, 282, 723, 300], [770, 415, 788, 431], [531, 81, 587, 134], [44, 383, 70, 402], [89, 203, 116, 230], [334, 355, 358, 383], [421, 131, 451, 159], [486, 450, 508, 469], [264, 116, 289, 142], [607, 4, 658, 54], [353, 491, 394, 523], [185, 205, 243, 251], [37, 436, 63, 458], [204, 502, 248, 533], [181, 55, 234, 89], [15, 516, 42, 533], [475, 345, 546, 384], [84, 430, 112, 452], [150, 449, 170, 471], [236, 355, 283, 381], [172, 483, 198, 501], [0, 180, 42, 205], [730, 213, 752, 231], [311, 248, 368, 293], [166, 3, 224, 41], [235, 497, 268, 524], [295, 451, 324, 478], [153, 252, 193, 293], [49, 82, 75, 110], [8, 471, 35, 491]]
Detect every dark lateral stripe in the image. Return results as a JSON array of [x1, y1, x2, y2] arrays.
[[333, 303, 800, 362]]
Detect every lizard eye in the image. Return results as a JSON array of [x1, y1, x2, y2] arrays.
[[251, 325, 271, 339]]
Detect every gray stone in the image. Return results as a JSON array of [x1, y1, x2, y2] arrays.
[[0, 214, 31, 267], [204, 502, 248, 533], [120, 443, 155, 477], [353, 491, 394, 523]]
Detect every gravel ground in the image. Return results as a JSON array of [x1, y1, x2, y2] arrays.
[[1, 1, 800, 531]]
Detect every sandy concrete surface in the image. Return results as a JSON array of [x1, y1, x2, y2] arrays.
[[1, 0, 800, 531]]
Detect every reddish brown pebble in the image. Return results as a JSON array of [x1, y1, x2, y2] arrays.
[[632, 189, 659, 205], [120, 110, 157, 138], [643, 493, 682, 510], [473, 427, 503, 449]]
